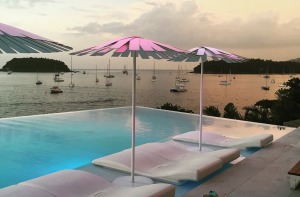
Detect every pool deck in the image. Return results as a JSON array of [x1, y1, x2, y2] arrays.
[[183, 127, 300, 197]]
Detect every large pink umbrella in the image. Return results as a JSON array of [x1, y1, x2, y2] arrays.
[[70, 36, 188, 184], [0, 23, 72, 53], [172, 46, 247, 151]]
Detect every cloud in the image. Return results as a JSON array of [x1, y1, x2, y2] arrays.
[[1, 0, 58, 8], [68, 0, 300, 54]]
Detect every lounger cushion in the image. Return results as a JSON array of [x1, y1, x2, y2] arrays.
[[0, 185, 54, 197], [93, 142, 240, 183], [172, 131, 273, 148], [1, 170, 175, 197]]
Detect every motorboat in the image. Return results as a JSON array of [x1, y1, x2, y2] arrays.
[[54, 74, 64, 82], [278, 82, 287, 88], [219, 80, 231, 86], [170, 84, 187, 92], [36, 80, 42, 85], [261, 85, 270, 90], [50, 86, 63, 94]]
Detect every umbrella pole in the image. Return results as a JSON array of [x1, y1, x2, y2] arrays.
[[131, 51, 137, 182], [199, 57, 204, 151]]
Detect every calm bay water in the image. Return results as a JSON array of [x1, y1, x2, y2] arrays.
[[0, 70, 294, 118]]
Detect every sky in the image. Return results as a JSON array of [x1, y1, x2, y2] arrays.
[[1, 0, 300, 70]]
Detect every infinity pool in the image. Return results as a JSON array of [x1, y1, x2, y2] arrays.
[[0, 106, 294, 189], [0, 107, 199, 188]]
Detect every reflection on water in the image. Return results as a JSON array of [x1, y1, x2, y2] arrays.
[[0, 70, 293, 118]]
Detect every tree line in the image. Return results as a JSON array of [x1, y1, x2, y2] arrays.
[[193, 58, 300, 74], [158, 77, 300, 126], [1, 57, 70, 72]]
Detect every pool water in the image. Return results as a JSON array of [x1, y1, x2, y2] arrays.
[[0, 107, 199, 188]]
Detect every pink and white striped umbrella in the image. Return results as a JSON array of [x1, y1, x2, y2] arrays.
[[71, 36, 188, 185], [71, 36, 186, 59], [0, 23, 72, 53], [172, 46, 247, 151]]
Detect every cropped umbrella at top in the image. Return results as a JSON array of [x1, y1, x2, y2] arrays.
[[70, 36, 189, 185], [0, 23, 72, 53], [172, 46, 247, 151]]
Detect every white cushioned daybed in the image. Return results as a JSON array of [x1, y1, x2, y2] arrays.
[[0, 170, 175, 197], [92, 142, 240, 184], [172, 131, 273, 149]]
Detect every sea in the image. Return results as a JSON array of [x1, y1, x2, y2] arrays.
[[0, 70, 294, 118]]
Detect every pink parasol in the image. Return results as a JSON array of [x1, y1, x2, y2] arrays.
[[0, 23, 72, 53], [172, 46, 247, 151], [71, 36, 188, 185]]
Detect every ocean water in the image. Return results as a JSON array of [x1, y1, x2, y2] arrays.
[[0, 70, 293, 118]]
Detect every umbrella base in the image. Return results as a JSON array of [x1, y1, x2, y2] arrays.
[[112, 176, 153, 187]]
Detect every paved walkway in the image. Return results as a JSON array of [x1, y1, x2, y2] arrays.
[[184, 128, 300, 197]]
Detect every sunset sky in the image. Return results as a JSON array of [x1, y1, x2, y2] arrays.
[[1, 0, 300, 70]]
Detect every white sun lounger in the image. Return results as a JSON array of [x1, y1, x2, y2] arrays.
[[172, 131, 273, 148], [0, 170, 175, 197], [92, 142, 240, 184]]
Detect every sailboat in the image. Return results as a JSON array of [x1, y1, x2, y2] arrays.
[[178, 65, 189, 82], [219, 71, 231, 86], [136, 65, 141, 80], [95, 65, 99, 83], [261, 76, 270, 90], [36, 69, 42, 85], [279, 68, 287, 87], [263, 66, 270, 78], [69, 56, 75, 87], [105, 77, 112, 86], [122, 65, 128, 75], [152, 61, 156, 82], [104, 59, 115, 78]]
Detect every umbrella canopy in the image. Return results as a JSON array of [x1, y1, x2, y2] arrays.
[[70, 36, 188, 183], [172, 46, 247, 151], [0, 23, 72, 53]]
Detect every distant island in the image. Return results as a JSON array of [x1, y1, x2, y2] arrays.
[[193, 58, 300, 74], [1, 57, 70, 72]]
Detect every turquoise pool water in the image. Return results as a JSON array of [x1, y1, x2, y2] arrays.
[[0, 107, 199, 188]]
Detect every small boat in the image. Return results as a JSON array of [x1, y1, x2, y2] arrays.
[[271, 79, 275, 83], [105, 77, 112, 86], [122, 65, 128, 75], [54, 74, 64, 82], [7, 70, 12, 75], [261, 77, 269, 90], [152, 61, 157, 81], [278, 82, 287, 88], [50, 86, 63, 94], [219, 74, 231, 85], [178, 78, 189, 82], [261, 85, 270, 90], [219, 80, 231, 86], [36, 70, 42, 85], [83, 71, 86, 74], [95, 65, 99, 83], [104, 59, 115, 78], [69, 56, 75, 87], [170, 84, 187, 92], [36, 80, 42, 85]]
